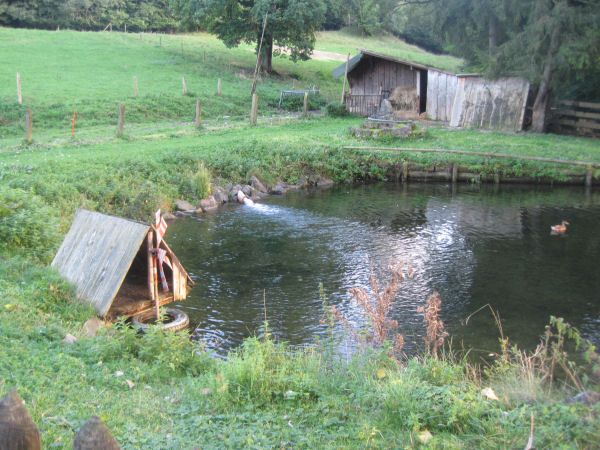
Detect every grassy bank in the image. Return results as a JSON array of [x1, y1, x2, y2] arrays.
[[1, 254, 599, 448], [1, 25, 600, 448]]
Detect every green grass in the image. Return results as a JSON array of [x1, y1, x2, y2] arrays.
[[315, 28, 464, 72], [1, 26, 600, 449]]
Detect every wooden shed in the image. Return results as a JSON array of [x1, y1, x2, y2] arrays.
[[52, 209, 193, 320], [333, 50, 530, 131]]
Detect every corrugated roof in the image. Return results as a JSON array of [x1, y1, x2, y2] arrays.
[[52, 209, 150, 317], [332, 49, 456, 78]]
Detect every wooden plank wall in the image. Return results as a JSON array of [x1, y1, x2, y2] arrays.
[[550, 100, 600, 137], [449, 76, 529, 131], [426, 70, 458, 122], [348, 57, 418, 95]]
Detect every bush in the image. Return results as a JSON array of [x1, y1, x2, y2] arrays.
[[186, 162, 212, 200], [275, 94, 327, 112], [326, 102, 350, 117], [0, 187, 60, 261]]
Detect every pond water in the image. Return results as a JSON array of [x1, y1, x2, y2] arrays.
[[167, 183, 600, 356]]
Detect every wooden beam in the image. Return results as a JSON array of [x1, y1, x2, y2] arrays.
[[559, 100, 600, 110], [341, 53, 350, 105], [555, 109, 600, 120], [557, 119, 600, 131], [344, 146, 600, 168]]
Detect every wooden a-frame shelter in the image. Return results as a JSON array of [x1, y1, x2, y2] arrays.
[[52, 209, 193, 320]]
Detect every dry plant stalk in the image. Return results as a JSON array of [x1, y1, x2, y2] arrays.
[[346, 264, 411, 354], [417, 291, 448, 357]]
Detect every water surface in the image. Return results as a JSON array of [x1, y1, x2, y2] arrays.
[[167, 183, 600, 356]]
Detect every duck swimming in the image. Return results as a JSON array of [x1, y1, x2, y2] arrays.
[[551, 220, 569, 234]]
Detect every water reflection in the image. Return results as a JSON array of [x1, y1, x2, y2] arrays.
[[167, 183, 600, 356]]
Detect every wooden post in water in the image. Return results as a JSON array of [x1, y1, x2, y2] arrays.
[[133, 76, 138, 97], [402, 161, 409, 182], [182, 77, 187, 96], [217, 78, 222, 96], [585, 165, 593, 187], [340, 53, 350, 105], [250, 93, 259, 126], [16, 72, 22, 105], [303, 92, 309, 117], [116, 103, 125, 137], [24, 109, 32, 144], [195, 99, 202, 127], [451, 164, 458, 183]]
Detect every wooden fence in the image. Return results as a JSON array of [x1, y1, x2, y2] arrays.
[[344, 93, 383, 117], [550, 100, 600, 137]]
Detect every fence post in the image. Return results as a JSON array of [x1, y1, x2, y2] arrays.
[[116, 103, 125, 137], [182, 77, 187, 96], [451, 164, 458, 183], [217, 78, 222, 96], [124, 24, 127, 33], [250, 93, 258, 126], [24, 108, 32, 144], [16, 72, 22, 105], [585, 165, 593, 187], [133, 76, 138, 97], [303, 92, 309, 117], [195, 99, 202, 127], [402, 161, 409, 182], [340, 53, 350, 104]]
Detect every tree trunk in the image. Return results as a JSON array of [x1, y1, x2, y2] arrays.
[[259, 35, 273, 74], [531, 24, 561, 133]]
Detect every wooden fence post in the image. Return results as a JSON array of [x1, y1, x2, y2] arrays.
[[402, 161, 409, 182], [16, 72, 22, 105], [250, 93, 258, 126], [24, 109, 32, 144], [217, 78, 222, 96], [451, 164, 458, 183], [182, 77, 187, 96], [133, 76, 138, 97], [195, 99, 202, 127], [303, 92, 309, 117], [159, 36, 162, 47], [340, 53, 350, 105], [585, 165, 593, 187], [116, 103, 125, 137], [124, 24, 127, 33]]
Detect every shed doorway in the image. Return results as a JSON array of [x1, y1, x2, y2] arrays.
[[419, 69, 428, 114]]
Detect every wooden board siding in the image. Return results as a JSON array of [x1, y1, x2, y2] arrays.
[[449, 76, 529, 131], [348, 55, 417, 96], [426, 70, 458, 122], [52, 209, 149, 317]]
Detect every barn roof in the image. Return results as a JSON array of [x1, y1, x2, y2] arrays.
[[51, 209, 150, 317], [332, 49, 455, 79]]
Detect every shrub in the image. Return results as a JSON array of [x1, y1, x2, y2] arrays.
[[187, 162, 212, 199], [326, 102, 350, 117], [0, 187, 60, 261]]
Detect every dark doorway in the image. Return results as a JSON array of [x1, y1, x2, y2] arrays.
[[419, 69, 428, 113]]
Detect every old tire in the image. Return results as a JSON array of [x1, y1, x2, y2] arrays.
[[132, 307, 189, 332]]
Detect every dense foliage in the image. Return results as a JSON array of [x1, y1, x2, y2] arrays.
[[0, 0, 177, 31], [172, 0, 327, 73]]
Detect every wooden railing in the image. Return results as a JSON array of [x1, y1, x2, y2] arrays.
[[550, 100, 600, 137], [344, 93, 384, 117]]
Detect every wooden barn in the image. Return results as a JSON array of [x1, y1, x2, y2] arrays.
[[333, 50, 530, 131], [52, 209, 193, 320]]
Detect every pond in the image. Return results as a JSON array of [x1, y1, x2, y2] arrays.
[[167, 183, 600, 356]]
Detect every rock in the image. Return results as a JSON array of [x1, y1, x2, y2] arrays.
[[379, 99, 393, 116], [295, 177, 309, 188], [250, 176, 268, 193], [566, 391, 600, 406], [390, 124, 413, 138], [0, 390, 41, 450], [213, 187, 229, 204], [162, 212, 176, 220], [193, 208, 204, 215], [63, 334, 77, 344], [241, 185, 254, 197], [269, 182, 288, 195], [199, 196, 218, 211], [228, 185, 243, 201], [315, 176, 334, 187], [174, 199, 195, 212], [73, 416, 120, 450], [82, 317, 104, 337]]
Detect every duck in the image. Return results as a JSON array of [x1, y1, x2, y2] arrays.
[[550, 220, 569, 234]]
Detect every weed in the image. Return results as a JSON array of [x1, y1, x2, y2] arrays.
[[417, 291, 448, 358]]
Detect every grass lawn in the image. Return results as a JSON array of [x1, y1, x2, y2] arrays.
[[1, 26, 599, 449]]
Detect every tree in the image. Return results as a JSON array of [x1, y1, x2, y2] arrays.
[[173, 0, 326, 74]]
